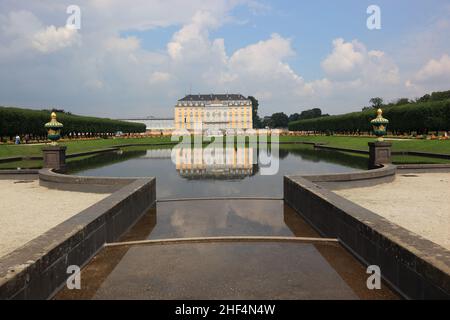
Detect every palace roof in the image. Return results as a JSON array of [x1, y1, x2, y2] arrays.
[[179, 94, 248, 102]]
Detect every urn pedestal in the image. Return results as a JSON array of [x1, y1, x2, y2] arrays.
[[42, 145, 67, 173], [368, 141, 392, 169]]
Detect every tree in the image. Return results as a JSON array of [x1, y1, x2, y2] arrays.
[[369, 97, 384, 109], [261, 116, 272, 128], [395, 98, 410, 106], [299, 108, 322, 120], [288, 113, 301, 122], [416, 94, 431, 103], [270, 112, 289, 128], [248, 96, 262, 128], [288, 109, 327, 123], [430, 90, 450, 101]]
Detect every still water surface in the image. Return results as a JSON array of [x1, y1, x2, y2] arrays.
[[57, 145, 400, 300], [69, 144, 367, 199], [55, 199, 398, 300]]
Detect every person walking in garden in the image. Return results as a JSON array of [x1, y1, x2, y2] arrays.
[[15, 135, 20, 145]]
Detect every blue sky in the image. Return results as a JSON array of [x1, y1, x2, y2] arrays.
[[0, 0, 449, 117], [212, 0, 447, 79]]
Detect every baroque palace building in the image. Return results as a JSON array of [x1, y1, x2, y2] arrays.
[[174, 94, 253, 132]]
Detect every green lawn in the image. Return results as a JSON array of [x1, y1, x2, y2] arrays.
[[278, 135, 450, 154], [1, 135, 450, 165], [0, 136, 174, 158], [0, 159, 42, 169]]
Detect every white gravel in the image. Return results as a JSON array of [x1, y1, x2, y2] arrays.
[[0, 179, 109, 258], [335, 173, 450, 250]]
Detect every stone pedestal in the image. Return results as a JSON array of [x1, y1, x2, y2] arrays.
[[368, 141, 392, 169], [42, 145, 67, 172]]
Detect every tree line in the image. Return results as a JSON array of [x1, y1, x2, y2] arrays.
[[248, 96, 328, 129], [0, 106, 146, 140], [258, 109, 329, 129], [288, 99, 450, 135], [362, 90, 450, 111], [249, 90, 450, 131]]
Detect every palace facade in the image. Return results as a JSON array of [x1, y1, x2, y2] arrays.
[[174, 94, 253, 132]]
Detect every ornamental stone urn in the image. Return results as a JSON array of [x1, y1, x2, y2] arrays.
[[43, 112, 67, 172], [44, 112, 64, 145], [368, 108, 392, 169], [370, 108, 389, 142]]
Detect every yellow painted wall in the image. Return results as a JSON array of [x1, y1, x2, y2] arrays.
[[174, 103, 253, 130]]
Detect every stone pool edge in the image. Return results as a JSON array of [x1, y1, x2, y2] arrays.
[[0, 169, 156, 300], [284, 164, 450, 299]]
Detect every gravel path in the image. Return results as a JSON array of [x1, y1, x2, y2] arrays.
[[335, 173, 450, 250], [0, 179, 108, 258]]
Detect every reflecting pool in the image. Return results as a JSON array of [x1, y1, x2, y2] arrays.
[[55, 199, 398, 300], [68, 144, 367, 199]]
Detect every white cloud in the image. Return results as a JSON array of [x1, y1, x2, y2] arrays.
[[85, 79, 104, 90], [321, 38, 364, 76], [0, 1, 447, 117], [229, 33, 296, 77], [104, 36, 140, 52], [1, 10, 42, 37], [404, 54, 450, 94], [414, 54, 450, 83], [149, 71, 172, 84], [32, 25, 80, 53], [167, 10, 222, 61], [246, 0, 271, 15], [321, 38, 399, 85]]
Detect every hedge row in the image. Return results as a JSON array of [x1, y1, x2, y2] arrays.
[[0, 106, 146, 137], [288, 100, 450, 134]]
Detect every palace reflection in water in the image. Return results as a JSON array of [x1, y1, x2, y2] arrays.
[[173, 146, 256, 179]]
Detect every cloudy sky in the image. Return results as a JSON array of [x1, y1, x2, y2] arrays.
[[0, 0, 449, 118]]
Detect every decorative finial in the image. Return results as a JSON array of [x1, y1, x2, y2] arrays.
[[45, 112, 64, 145]]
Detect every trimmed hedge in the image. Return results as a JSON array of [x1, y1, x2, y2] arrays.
[[0, 106, 146, 137], [288, 100, 450, 134]]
